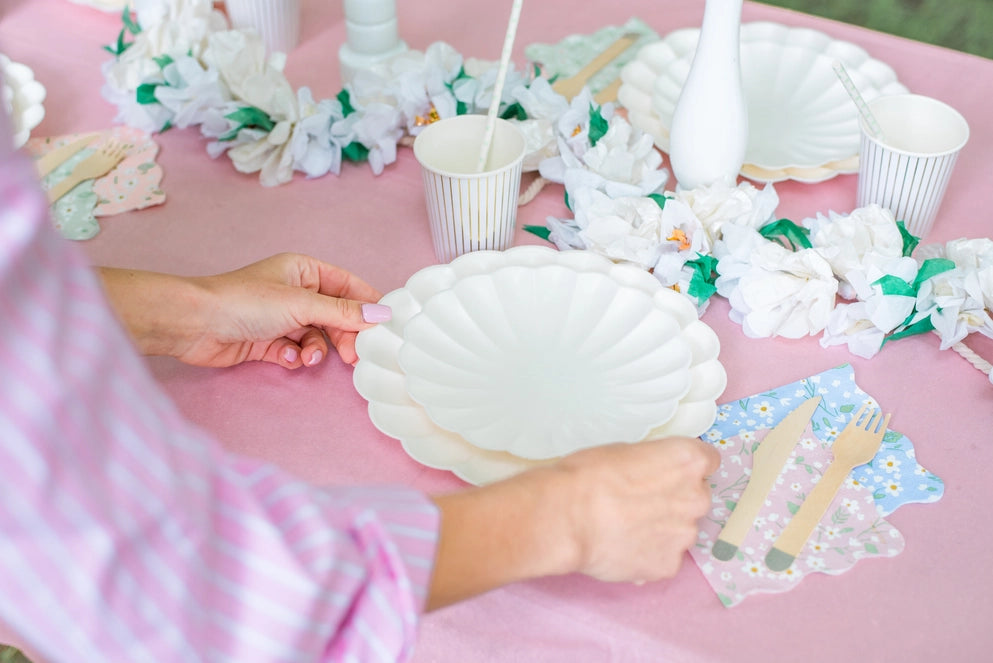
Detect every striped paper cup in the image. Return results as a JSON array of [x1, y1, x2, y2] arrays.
[[857, 93, 969, 239], [413, 115, 526, 263], [225, 0, 301, 54]]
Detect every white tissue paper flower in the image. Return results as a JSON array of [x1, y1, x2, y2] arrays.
[[806, 205, 907, 299], [715, 224, 838, 338], [542, 114, 667, 199], [820, 302, 889, 358], [675, 181, 779, 247], [455, 57, 527, 115], [202, 30, 294, 119], [101, 0, 227, 127], [509, 77, 570, 171], [290, 88, 346, 178], [101, 59, 175, 132], [349, 42, 462, 136], [942, 238, 993, 311], [819, 263, 918, 359], [913, 261, 993, 349], [546, 185, 705, 276], [330, 102, 405, 175], [153, 55, 230, 129]]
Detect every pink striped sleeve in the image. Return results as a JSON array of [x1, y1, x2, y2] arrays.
[[0, 148, 439, 662]]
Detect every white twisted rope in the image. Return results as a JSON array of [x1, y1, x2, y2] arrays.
[[950, 338, 993, 377], [517, 175, 549, 206]]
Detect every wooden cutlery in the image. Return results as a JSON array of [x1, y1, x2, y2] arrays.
[[712, 396, 822, 561], [712, 398, 892, 572], [33, 133, 98, 178], [45, 139, 128, 204], [765, 404, 891, 571]]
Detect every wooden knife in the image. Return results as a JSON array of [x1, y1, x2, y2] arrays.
[[33, 133, 98, 178], [711, 396, 822, 561]]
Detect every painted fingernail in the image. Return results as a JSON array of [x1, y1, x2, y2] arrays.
[[362, 303, 392, 323], [283, 347, 299, 363], [308, 350, 323, 366]]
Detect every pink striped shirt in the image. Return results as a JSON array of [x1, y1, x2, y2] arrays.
[[0, 108, 439, 661]]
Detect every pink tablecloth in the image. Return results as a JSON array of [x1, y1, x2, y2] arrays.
[[2, 1, 992, 661]]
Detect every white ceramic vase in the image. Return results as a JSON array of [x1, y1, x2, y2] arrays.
[[668, 0, 748, 190]]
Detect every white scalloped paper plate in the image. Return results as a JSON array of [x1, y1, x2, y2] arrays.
[[398, 265, 693, 459], [353, 246, 727, 485], [618, 21, 909, 183], [1, 54, 46, 149]]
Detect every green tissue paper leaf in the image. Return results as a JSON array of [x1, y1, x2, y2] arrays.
[[759, 218, 812, 251], [873, 274, 916, 297], [153, 54, 174, 70], [500, 102, 528, 121], [225, 106, 275, 133], [587, 104, 608, 146], [122, 6, 141, 34], [524, 225, 552, 241], [896, 220, 920, 257], [685, 253, 719, 303], [337, 89, 356, 117], [647, 193, 668, 210], [136, 83, 161, 105], [342, 141, 369, 162], [914, 258, 956, 288]]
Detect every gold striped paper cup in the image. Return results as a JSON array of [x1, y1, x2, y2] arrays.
[[413, 115, 526, 263]]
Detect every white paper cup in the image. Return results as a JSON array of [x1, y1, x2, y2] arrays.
[[413, 115, 526, 263], [225, 0, 301, 54], [857, 93, 969, 239]]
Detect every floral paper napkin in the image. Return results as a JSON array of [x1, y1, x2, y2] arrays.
[[26, 126, 165, 240], [691, 364, 943, 607]]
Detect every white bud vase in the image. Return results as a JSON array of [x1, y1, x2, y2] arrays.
[[668, 0, 748, 191]]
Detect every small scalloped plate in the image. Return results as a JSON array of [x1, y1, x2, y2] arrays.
[[398, 264, 692, 459], [353, 246, 727, 484], [618, 22, 909, 182], [1, 54, 46, 149]]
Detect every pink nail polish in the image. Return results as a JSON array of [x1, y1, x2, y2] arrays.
[[308, 350, 323, 366], [283, 347, 299, 363], [362, 303, 392, 323]]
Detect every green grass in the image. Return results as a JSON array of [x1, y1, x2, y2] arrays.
[[759, 0, 993, 59]]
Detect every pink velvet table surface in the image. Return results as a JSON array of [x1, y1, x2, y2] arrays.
[[3, 0, 992, 661]]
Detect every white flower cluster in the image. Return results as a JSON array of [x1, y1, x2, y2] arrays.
[[543, 169, 993, 361], [99, 0, 612, 186]]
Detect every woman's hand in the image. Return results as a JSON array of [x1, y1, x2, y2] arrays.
[[427, 437, 720, 609], [98, 253, 391, 368]]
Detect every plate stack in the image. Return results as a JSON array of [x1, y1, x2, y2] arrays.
[[353, 246, 727, 485], [618, 22, 909, 184]]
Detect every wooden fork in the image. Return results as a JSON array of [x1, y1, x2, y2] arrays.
[[46, 140, 128, 204], [765, 404, 891, 571]]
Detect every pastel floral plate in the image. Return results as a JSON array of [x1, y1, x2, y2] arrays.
[[690, 363, 943, 606]]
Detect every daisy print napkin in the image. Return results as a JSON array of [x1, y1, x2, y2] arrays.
[[690, 363, 943, 607]]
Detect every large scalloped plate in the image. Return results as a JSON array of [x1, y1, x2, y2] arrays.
[[618, 21, 908, 183], [1, 54, 46, 149], [353, 246, 727, 485], [398, 264, 693, 459]]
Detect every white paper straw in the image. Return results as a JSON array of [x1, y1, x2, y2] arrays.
[[476, 0, 523, 172], [832, 60, 885, 140]]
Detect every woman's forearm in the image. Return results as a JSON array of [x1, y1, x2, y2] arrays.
[[96, 267, 207, 357]]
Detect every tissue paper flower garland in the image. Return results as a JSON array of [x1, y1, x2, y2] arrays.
[[537, 173, 993, 365], [100, 0, 635, 187]]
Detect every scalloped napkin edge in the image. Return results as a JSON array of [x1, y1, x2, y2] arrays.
[[690, 363, 943, 607], [26, 126, 166, 240]]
